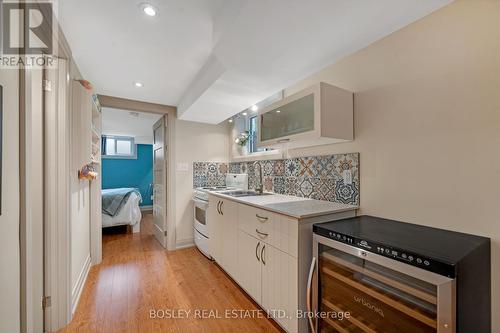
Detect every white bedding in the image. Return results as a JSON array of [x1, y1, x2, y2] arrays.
[[102, 192, 142, 231]]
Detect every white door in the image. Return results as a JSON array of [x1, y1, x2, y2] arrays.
[[220, 199, 238, 276], [261, 244, 298, 332], [152, 117, 168, 248], [0, 56, 22, 333], [237, 230, 262, 302], [208, 195, 221, 261]]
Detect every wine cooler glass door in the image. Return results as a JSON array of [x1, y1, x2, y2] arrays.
[[310, 234, 455, 333]]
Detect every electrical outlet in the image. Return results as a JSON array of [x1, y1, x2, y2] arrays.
[[343, 170, 352, 185]]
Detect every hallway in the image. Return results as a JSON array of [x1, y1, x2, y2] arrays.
[[60, 214, 282, 333]]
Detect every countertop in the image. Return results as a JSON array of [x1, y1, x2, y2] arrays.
[[209, 191, 358, 219]]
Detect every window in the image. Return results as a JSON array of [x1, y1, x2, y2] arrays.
[[248, 116, 272, 154], [249, 116, 258, 153], [102, 135, 136, 159]]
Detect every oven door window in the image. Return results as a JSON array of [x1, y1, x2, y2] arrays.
[[195, 205, 206, 225], [318, 244, 438, 333]]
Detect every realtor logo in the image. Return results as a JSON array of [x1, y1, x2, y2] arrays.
[[2, 1, 53, 54], [1, 1, 56, 68]]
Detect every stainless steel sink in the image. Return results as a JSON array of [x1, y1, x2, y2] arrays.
[[220, 190, 273, 197]]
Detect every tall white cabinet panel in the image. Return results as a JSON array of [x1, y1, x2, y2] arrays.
[[208, 195, 221, 262], [237, 230, 262, 302], [219, 199, 238, 277], [261, 244, 298, 332], [210, 196, 239, 279]]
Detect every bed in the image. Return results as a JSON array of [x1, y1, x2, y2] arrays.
[[102, 188, 142, 233]]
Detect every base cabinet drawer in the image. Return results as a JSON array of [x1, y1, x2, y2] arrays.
[[238, 203, 298, 257], [238, 204, 274, 241]]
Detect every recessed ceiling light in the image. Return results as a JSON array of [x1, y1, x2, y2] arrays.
[[251, 105, 258, 112], [276, 110, 281, 113], [134, 81, 143, 88], [242, 112, 247, 116], [228, 119, 233, 123], [141, 3, 157, 16]]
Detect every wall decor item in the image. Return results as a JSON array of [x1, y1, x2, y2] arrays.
[[194, 153, 360, 206]]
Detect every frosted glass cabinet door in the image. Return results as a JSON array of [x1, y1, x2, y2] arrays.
[[260, 94, 314, 142]]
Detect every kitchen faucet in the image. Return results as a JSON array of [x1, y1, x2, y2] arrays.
[[254, 161, 264, 194]]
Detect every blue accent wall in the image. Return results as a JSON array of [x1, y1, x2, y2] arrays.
[[102, 144, 153, 206]]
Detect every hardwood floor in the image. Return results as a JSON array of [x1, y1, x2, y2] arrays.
[[59, 214, 283, 333]]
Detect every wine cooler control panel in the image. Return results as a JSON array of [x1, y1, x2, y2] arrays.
[[314, 228, 456, 278]]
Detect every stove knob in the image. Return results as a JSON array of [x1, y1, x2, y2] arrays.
[[416, 258, 423, 264], [424, 260, 430, 266], [401, 253, 407, 259], [408, 256, 414, 261]]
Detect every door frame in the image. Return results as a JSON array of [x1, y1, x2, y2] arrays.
[[97, 95, 177, 251], [20, 9, 75, 331]]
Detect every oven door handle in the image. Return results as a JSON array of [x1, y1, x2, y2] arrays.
[[307, 256, 317, 333]]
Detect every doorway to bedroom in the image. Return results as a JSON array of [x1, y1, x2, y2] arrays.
[[100, 107, 162, 248]]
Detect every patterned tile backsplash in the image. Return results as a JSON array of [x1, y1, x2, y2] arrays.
[[193, 162, 229, 188], [193, 153, 359, 205]]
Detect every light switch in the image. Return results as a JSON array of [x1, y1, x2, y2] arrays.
[[177, 162, 189, 172], [343, 170, 352, 185]]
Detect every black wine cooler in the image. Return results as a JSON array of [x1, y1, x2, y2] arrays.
[[308, 216, 490, 333]]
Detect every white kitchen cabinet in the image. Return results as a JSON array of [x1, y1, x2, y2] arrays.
[[208, 195, 221, 262], [237, 230, 262, 301], [210, 194, 357, 333], [238, 203, 298, 257], [258, 82, 353, 149], [261, 243, 298, 332], [208, 195, 238, 278]]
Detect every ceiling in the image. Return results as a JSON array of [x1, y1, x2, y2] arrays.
[[101, 108, 162, 144], [59, 0, 224, 106], [60, 0, 452, 124]]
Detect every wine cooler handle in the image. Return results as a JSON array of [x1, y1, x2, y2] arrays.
[[307, 257, 317, 333]]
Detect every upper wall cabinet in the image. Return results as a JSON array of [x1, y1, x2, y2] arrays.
[[257, 82, 353, 149]]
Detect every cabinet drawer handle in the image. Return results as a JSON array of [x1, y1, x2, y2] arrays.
[[261, 245, 266, 265], [255, 214, 268, 222], [255, 242, 261, 262], [217, 201, 221, 215], [220, 201, 224, 215], [255, 229, 268, 238], [277, 138, 290, 144]]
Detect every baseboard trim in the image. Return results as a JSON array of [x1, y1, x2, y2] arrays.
[[140, 205, 153, 212], [176, 238, 195, 250], [71, 254, 91, 315]]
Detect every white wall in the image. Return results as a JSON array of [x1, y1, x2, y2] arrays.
[[101, 107, 162, 144], [283, 1, 499, 330], [0, 68, 21, 333], [69, 60, 92, 310], [174, 119, 229, 247]]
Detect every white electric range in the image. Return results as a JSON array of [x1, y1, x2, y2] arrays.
[[192, 174, 248, 258]]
